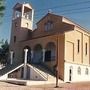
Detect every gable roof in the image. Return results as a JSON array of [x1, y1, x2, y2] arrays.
[[36, 13, 90, 34], [13, 3, 22, 10], [13, 3, 33, 10], [36, 13, 62, 24]]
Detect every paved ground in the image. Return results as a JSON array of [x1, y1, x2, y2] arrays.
[[0, 81, 90, 90], [30, 81, 90, 89]]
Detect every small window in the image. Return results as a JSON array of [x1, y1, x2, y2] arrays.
[[15, 22, 18, 27], [77, 67, 81, 75], [14, 36, 16, 43], [85, 68, 89, 75], [13, 52, 15, 58], [26, 23, 29, 28], [45, 21, 53, 31], [77, 39, 80, 53], [85, 43, 87, 55]]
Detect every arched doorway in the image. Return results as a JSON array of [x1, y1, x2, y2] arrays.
[[23, 46, 31, 64], [69, 66, 73, 81], [45, 42, 56, 62], [33, 44, 43, 63]]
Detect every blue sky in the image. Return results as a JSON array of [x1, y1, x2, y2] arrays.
[[0, 0, 90, 42]]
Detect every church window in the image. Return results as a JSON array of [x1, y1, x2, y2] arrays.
[[45, 21, 53, 31], [26, 23, 29, 28], [85, 68, 89, 75], [14, 36, 16, 43], [15, 22, 18, 27], [85, 43, 87, 55], [77, 67, 81, 75], [77, 39, 80, 53]]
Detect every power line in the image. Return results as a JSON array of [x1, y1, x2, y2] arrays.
[[4, 5, 90, 20], [3, 8, 90, 25], [34, 6, 90, 18], [55, 6, 90, 13], [35, 0, 90, 13], [61, 9, 90, 15], [33, 9, 90, 24], [2, 0, 90, 18], [2, 1, 90, 23]]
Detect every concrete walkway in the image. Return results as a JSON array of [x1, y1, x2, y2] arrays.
[[2, 78, 63, 86], [0, 81, 90, 90]]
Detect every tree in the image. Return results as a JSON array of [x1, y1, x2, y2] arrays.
[[0, 0, 5, 24], [0, 40, 9, 65]]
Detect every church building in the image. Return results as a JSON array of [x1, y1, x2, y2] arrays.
[[0, 3, 90, 83]]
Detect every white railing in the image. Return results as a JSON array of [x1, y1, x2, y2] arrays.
[[27, 64, 48, 80]]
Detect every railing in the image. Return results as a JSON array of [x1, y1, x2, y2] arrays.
[[33, 65, 48, 80], [0, 62, 23, 76], [40, 62, 55, 75], [27, 64, 48, 81]]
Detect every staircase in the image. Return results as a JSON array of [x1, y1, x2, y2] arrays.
[[26, 63, 63, 86], [28, 63, 57, 82], [40, 62, 55, 75], [0, 62, 63, 86], [31, 63, 54, 75], [0, 63, 24, 80]]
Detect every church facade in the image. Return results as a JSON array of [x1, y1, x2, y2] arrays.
[[1, 3, 90, 82]]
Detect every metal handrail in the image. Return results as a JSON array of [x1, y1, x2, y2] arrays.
[[27, 64, 48, 80], [33, 65, 48, 80]]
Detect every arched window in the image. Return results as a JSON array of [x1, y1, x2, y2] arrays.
[[26, 23, 29, 28], [15, 22, 18, 27], [14, 36, 16, 43], [85, 68, 89, 75], [33, 44, 43, 63], [45, 21, 53, 31], [77, 67, 81, 75]]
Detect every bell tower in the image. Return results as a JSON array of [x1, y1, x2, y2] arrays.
[[13, 2, 34, 30], [9, 3, 34, 64], [10, 3, 34, 43]]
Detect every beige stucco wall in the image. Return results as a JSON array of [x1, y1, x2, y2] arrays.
[[65, 27, 90, 66], [83, 34, 89, 65]]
